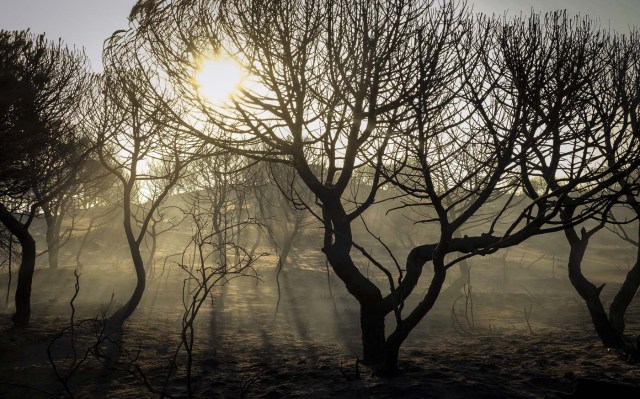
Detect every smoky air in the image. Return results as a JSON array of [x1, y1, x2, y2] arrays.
[[1, 1, 640, 398]]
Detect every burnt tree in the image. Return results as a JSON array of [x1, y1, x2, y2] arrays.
[[0, 30, 92, 326]]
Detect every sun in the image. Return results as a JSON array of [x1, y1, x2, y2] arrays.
[[195, 56, 244, 103]]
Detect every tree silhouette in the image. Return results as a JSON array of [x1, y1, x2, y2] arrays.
[[553, 30, 640, 360], [108, 1, 640, 374], [0, 30, 92, 326], [90, 28, 216, 328]]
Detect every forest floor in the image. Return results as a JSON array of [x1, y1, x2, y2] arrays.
[[1, 243, 640, 398]]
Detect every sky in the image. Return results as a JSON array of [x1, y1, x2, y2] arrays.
[[0, 0, 639, 71], [0, 0, 133, 71]]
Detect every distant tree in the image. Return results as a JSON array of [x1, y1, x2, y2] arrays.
[[0, 30, 92, 326], [251, 162, 312, 317], [0, 226, 21, 310], [181, 151, 257, 271], [35, 151, 108, 270]]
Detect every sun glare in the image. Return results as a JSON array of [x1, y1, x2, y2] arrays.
[[195, 56, 244, 103]]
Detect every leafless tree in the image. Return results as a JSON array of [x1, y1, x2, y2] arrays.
[[250, 162, 312, 316], [439, 12, 640, 360], [110, 0, 640, 374], [130, 0, 486, 374], [167, 178, 261, 397], [92, 31, 205, 328], [35, 154, 108, 270], [549, 30, 640, 360]]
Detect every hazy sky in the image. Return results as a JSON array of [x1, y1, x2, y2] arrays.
[[0, 0, 133, 71], [0, 0, 638, 70]]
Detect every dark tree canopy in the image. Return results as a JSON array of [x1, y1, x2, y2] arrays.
[[0, 30, 93, 208], [0, 30, 93, 326]]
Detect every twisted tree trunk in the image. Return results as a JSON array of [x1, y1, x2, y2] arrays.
[[564, 226, 627, 350], [0, 203, 36, 327]]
